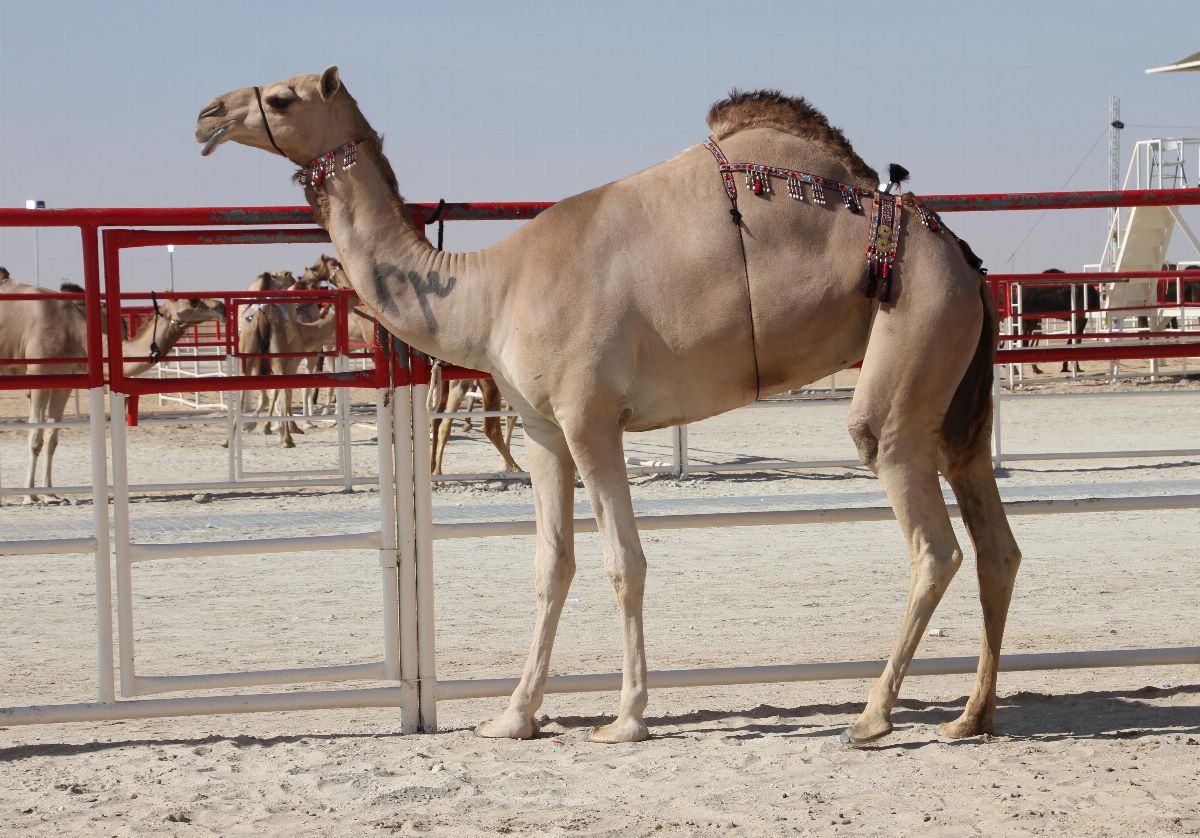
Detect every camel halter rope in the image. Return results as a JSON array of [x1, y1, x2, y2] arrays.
[[253, 85, 369, 188], [148, 291, 187, 363]]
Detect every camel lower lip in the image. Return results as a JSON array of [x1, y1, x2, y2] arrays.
[[200, 125, 229, 156]]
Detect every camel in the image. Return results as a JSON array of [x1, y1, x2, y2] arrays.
[[238, 274, 338, 447], [0, 279, 224, 501], [297, 254, 364, 420], [197, 68, 1021, 745], [1016, 268, 1098, 375], [237, 269, 297, 424], [430, 377, 521, 475]]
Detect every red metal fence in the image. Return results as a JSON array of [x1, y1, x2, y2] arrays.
[[2, 187, 1200, 392]]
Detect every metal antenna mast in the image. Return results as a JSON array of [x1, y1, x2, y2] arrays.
[[1106, 95, 1123, 269]]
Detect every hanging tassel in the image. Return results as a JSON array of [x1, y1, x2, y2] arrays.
[[810, 176, 826, 205], [841, 186, 864, 214], [342, 140, 358, 171], [747, 165, 769, 195], [878, 262, 892, 303], [859, 261, 879, 298], [786, 172, 803, 201]]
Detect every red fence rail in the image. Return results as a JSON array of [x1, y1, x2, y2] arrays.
[[2, 187, 1200, 394]]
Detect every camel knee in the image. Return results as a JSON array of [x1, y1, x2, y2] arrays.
[[915, 545, 964, 593], [847, 417, 878, 470], [603, 553, 647, 600]]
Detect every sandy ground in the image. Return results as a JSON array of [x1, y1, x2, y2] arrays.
[[1, 367, 1199, 835]]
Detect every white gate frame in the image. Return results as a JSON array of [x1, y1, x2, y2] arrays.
[[3, 371, 1200, 730]]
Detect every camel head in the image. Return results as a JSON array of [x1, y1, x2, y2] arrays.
[[159, 297, 226, 326], [301, 254, 347, 289], [196, 67, 366, 165]]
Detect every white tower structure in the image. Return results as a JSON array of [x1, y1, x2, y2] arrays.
[[1092, 58, 1200, 331]]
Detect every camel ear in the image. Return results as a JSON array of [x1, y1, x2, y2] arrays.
[[319, 66, 341, 101]]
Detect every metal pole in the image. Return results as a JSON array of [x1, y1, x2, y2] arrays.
[[992, 366, 1003, 470], [109, 393, 137, 697], [412, 381, 438, 733], [88, 387, 115, 703], [375, 389, 402, 688], [167, 244, 175, 292], [337, 355, 353, 492], [393, 374, 420, 734], [671, 424, 688, 479]]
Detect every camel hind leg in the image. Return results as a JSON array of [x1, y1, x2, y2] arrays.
[[938, 445, 1022, 738], [841, 278, 985, 745], [40, 389, 72, 501]]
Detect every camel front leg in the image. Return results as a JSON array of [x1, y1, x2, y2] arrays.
[[478, 419, 576, 739], [277, 388, 295, 447], [845, 442, 963, 745], [24, 389, 50, 504], [431, 380, 463, 475], [566, 422, 649, 744]]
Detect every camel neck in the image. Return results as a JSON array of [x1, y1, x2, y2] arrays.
[[312, 142, 498, 371], [121, 315, 186, 377]]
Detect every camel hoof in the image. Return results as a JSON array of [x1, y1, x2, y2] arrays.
[[22, 495, 40, 506], [589, 716, 649, 744], [937, 716, 993, 740], [283, 439, 296, 449], [477, 712, 539, 740], [840, 718, 893, 747]]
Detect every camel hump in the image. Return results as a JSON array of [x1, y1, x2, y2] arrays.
[[706, 89, 878, 182]]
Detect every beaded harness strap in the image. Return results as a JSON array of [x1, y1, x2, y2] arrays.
[[704, 137, 934, 303]]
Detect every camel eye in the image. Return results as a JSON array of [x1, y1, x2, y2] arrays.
[[266, 95, 293, 111]]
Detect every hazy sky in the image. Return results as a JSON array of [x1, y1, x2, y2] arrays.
[[0, 0, 1197, 292]]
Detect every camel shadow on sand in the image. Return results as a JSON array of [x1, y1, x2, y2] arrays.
[[545, 683, 1200, 746], [3, 686, 1196, 760]]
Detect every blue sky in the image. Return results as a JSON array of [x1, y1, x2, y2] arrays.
[[0, 0, 1197, 291]]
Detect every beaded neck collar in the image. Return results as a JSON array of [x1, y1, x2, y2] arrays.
[[298, 137, 371, 188]]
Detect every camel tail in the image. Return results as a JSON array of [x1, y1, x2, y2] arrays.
[[940, 280, 997, 477]]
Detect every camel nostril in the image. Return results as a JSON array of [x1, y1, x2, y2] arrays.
[[199, 102, 222, 119]]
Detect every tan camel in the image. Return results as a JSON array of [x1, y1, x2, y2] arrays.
[[297, 254, 363, 420], [242, 275, 338, 448], [237, 269, 297, 424], [0, 280, 224, 501], [197, 69, 1021, 745]]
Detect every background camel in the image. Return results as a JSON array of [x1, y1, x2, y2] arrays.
[[0, 279, 224, 501], [197, 69, 1020, 745], [237, 274, 338, 448], [237, 269, 296, 425], [430, 377, 521, 475], [1016, 268, 1099, 374]]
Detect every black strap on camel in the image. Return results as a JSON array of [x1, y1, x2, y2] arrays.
[[254, 86, 289, 159]]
